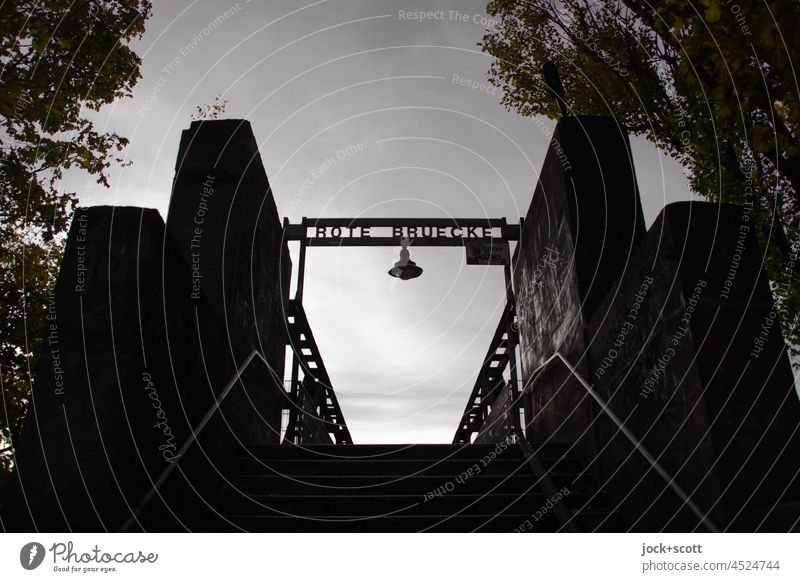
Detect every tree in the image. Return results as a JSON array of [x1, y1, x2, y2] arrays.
[[0, 0, 152, 473], [482, 0, 800, 354]]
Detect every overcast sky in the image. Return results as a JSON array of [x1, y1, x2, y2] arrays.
[[66, 0, 696, 443]]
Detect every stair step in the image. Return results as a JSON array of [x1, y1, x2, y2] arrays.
[[190, 512, 560, 533], [234, 458, 586, 477], [178, 442, 620, 532], [190, 509, 620, 533], [207, 491, 603, 516], [577, 510, 627, 533], [223, 472, 594, 496], [241, 444, 584, 471], [244, 443, 526, 461], [232, 458, 531, 477]]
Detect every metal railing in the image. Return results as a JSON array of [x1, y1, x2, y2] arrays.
[[286, 300, 352, 444], [283, 379, 337, 444], [121, 349, 278, 532], [121, 336, 353, 531], [453, 301, 517, 444], [521, 352, 720, 533], [514, 428, 579, 532], [473, 380, 518, 445]]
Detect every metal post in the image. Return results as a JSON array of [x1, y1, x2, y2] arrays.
[[502, 241, 520, 434], [289, 220, 308, 442], [295, 219, 308, 302], [288, 321, 301, 443]]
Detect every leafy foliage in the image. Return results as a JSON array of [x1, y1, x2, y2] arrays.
[[191, 95, 229, 121], [0, 0, 152, 472], [482, 0, 800, 354]]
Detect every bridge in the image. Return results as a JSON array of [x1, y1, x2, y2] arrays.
[[3, 117, 800, 533]]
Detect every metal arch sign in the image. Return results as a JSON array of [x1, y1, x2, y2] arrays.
[[284, 218, 520, 252], [283, 217, 521, 420]]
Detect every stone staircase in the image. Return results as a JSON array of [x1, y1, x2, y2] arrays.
[[189, 442, 623, 532]]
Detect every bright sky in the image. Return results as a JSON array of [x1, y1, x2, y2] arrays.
[[63, 0, 696, 443]]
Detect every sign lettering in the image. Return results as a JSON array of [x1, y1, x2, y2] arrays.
[[311, 225, 495, 239]]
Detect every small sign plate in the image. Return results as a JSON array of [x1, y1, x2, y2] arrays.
[[465, 243, 509, 265]]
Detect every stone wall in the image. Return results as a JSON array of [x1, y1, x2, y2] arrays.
[[514, 116, 645, 452], [586, 202, 800, 531], [4, 120, 293, 531], [167, 119, 290, 446], [514, 116, 800, 531], [5, 207, 224, 530]]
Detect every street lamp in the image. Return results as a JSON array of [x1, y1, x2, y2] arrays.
[[388, 237, 423, 280]]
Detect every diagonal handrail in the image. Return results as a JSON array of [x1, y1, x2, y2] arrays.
[[514, 428, 580, 532], [523, 352, 720, 533], [120, 349, 279, 532]]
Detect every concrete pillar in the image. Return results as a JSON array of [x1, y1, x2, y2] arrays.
[[5, 207, 212, 530], [514, 116, 645, 451], [167, 119, 291, 446]]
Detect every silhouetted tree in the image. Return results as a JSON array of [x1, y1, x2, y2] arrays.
[[482, 0, 800, 355], [0, 0, 152, 472]]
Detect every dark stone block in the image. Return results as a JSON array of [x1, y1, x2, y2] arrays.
[[4, 207, 225, 530], [513, 114, 799, 531], [586, 201, 800, 531], [166, 119, 290, 446], [514, 116, 645, 455], [4, 120, 296, 531]]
